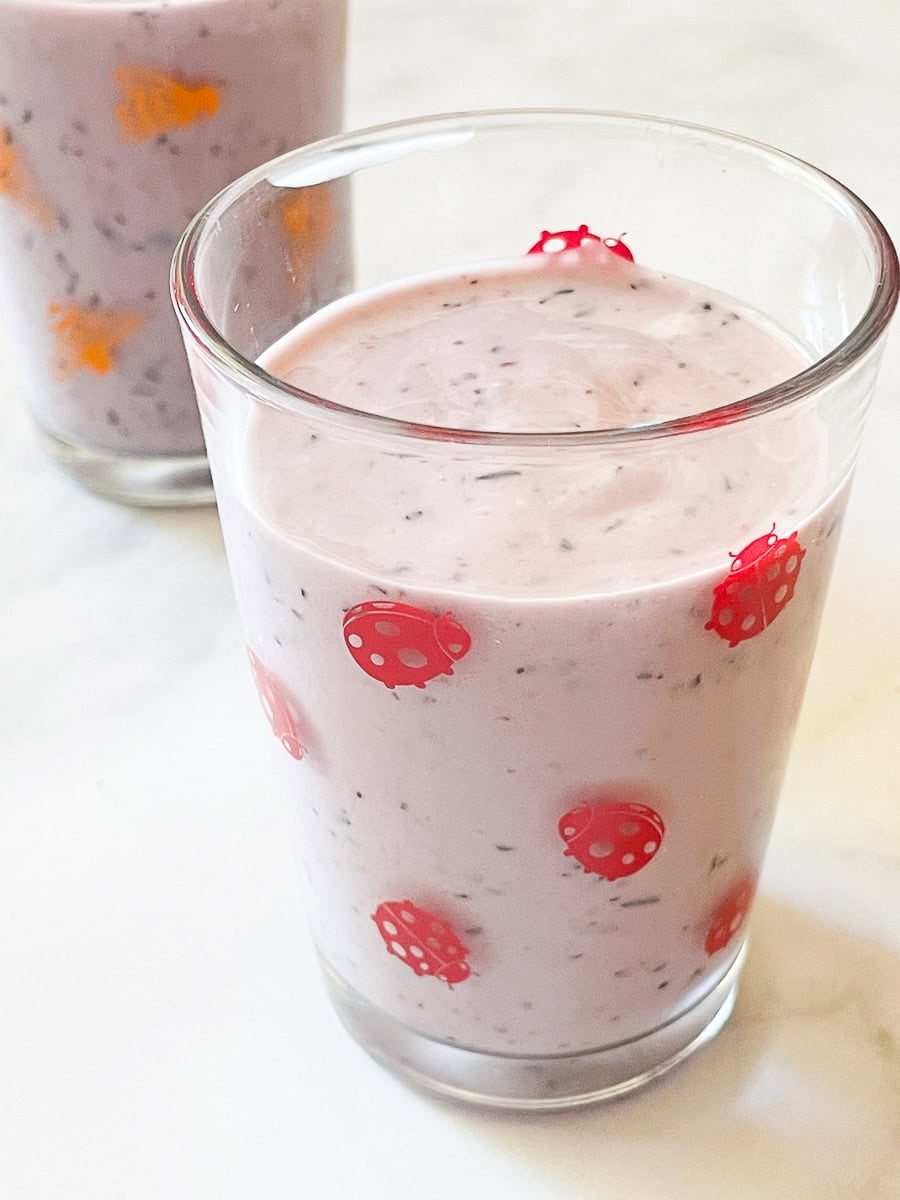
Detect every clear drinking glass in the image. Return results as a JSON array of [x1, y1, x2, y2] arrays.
[[171, 111, 897, 1108], [0, 0, 345, 505]]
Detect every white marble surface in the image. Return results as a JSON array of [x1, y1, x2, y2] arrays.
[[2, 2, 899, 1197]]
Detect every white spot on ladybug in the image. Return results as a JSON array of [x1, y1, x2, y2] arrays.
[[381, 920, 397, 936], [398, 646, 429, 669], [370, 653, 385, 666], [589, 840, 614, 859], [347, 633, 363, 648], [391, 941, 407, 957]]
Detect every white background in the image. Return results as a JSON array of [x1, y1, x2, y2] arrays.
[[1, 2, 898, 1196]]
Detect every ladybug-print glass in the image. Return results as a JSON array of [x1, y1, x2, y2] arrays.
[[173, 112, 898, 1109], [0, 0, 346, 505]]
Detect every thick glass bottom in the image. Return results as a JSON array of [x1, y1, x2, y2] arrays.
[[36, 425, 214, 508], [322, 944, 745, 1111]]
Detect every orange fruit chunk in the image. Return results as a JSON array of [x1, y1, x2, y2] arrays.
[[49, 303, 144, 378], [281, 185, 335, 252], [113, 65, 220, 143], [0, 127, 57, 229]]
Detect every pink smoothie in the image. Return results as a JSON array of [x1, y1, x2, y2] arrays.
[[0, 0, 345, 456], [217, 246, 843, 1056]]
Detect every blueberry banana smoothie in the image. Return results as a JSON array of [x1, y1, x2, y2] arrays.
[[0, 0, 345, 468], [216, 243, 844, 1060]]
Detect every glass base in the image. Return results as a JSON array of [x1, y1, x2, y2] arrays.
[[36, 425, 215, 508], [322, 944, 745, 1112]]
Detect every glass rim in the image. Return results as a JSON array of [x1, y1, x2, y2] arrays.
[[172, 108, 900, 449]]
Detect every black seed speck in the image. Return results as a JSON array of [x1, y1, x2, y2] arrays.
[[464, 926, 482, 936], [637, 671, 653, 680], [454, 893, 471, 900], [657, 980, 670, 989], [399, 802, 408, 810], [620, 896, 660, 908], [405, 510, 423, 521], [475, 469, 521, 481], [568, 953, 584, 960], [559, 538, 574, 551], [494, 844, 515, 852], [690, 673, 702, 688], [106, 409, 121, 426], [702, 302, 712, 311]]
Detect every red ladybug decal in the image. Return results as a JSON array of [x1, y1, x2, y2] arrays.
[[558, 801, 665, 879], [705, 526, 806, 647], [343, 601, 471, 689], [705, 876, 757, 956], [527, 224, 634, 261], [372, 900, 471, 986], [247, 649, 305, 760]]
